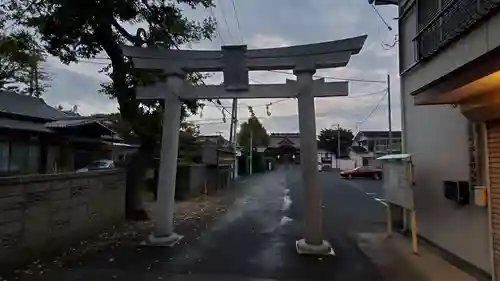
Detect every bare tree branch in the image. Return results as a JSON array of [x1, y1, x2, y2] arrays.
[[111, 19, 144, 46]]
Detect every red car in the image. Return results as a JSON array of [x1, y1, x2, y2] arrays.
[[340, 166, 382, 180]]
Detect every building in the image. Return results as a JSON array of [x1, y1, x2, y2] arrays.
[[396, 0, 500, 277], [267, 133, 301, 164], [349, 146, 373, 167], [0, 91, 119, 175], [353, 130, 402, 155]]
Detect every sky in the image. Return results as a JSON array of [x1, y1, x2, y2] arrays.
[[40, 0, 400, 138]]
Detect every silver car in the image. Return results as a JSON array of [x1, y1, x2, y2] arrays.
[[76, 160, 115, 172]]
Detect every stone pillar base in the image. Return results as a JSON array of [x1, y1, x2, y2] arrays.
[[141, 232, 183, 247], [296, 239, 335, 256]]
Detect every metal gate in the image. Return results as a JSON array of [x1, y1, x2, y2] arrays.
[[487, 120, 500, 279]]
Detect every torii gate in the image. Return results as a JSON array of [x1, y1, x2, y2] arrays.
[[122, 35, 367, 255]]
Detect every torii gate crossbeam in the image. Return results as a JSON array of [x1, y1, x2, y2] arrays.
[[122, 35, 367, 256]]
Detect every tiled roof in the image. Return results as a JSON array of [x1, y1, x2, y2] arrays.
[[0, 91, 68, 120], [0, 118, 53, 133]]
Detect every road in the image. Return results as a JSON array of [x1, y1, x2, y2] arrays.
[[24, 166, 388, 281]]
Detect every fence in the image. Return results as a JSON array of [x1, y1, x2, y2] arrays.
[[0, 169, 125, 267]]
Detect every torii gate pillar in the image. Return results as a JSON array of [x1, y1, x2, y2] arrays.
[[148, 75, 184, 246], [295, 69, 332, 254]]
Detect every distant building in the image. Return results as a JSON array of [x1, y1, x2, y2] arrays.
[[267, 133, 301, 164], [353, 130, 402, 156]]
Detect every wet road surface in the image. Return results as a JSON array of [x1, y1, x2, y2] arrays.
[[28, 166, 387, 281]]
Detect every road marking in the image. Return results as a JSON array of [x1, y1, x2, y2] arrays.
[[374, 198, 388, 206], [343, 180, 387, 206]]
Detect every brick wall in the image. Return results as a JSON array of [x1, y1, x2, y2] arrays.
[[0, 169, 125, 267]]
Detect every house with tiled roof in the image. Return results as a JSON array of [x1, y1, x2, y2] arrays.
[[0, 91, 120, 175]]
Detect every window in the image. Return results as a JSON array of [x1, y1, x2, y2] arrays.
[[416, 0, 500, 59], [1, 142, 41, 175], [0, 142, 9, 173], [10, 143, 30, 174], [27, 145, 41, 174]]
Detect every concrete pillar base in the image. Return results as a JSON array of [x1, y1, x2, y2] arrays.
[[296, 239, 335, 256], [141, 232, 184, 247]]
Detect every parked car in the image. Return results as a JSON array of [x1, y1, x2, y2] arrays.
[[340, 166, 382, 180], [76, 159, 116, 172], [321, 163, 332, 171]]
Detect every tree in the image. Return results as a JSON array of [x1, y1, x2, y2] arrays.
[[318, 127, 354, 158], [0, 18, 49, 96], [5, 0, 216, 219], [178, 121, 202, 164], [237, 116, 269, 174], [237, 116, 269, 149]]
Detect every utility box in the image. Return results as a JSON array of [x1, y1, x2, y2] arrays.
[[377, 154, 415, 210]]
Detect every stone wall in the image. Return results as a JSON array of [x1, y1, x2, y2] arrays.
[[0, 169, 125, 267]]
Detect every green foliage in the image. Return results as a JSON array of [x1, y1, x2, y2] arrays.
[[5, 0, 216, 141], [237, 116, 269, 150], [318, 127, 354, 157], [178, 121, 202, 163], [0, 18, 48, 96]]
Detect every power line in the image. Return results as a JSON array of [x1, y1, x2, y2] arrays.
[[345, 88, 387, 98], [357, 90, 388, 127], [230, 0, 244, 44], [371, 4, 393, 31], [209, 6, 225, 46], [76, 59, 109, 65], [217, 0, 234, 42], [268, 70, 386, 84]]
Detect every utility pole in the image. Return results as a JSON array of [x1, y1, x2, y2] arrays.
[[337, 123, 341, 169], [249, 129, 253, 175], [387, 74, 393, 155], [229, 98, 237, 182]]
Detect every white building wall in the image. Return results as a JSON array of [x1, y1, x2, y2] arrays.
[[403, 91, 491, 273], [400, 1, 500, 95]]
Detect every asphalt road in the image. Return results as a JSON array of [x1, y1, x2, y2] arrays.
[[22, 166, 388, 281]]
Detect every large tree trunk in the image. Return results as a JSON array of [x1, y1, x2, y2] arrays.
[[125, 144, 154, 220], [95, 24, 151, 220]]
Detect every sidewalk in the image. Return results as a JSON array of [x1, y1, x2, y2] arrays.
[[0, 173, 258, 281], [357, 232, 482, 281]]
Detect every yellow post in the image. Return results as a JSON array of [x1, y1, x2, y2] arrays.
[[386, 202, 393, 237], [411, 210, 419, 254]]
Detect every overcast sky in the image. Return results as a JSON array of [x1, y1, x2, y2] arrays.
[[41, 0, 399, 138]]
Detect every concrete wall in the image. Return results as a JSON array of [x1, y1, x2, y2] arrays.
[[400, 1, 500, 95], [0, 169, 125, 267], [403, 92, 491, 273]]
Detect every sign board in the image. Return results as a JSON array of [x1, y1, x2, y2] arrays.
[[377, 154, 414, 210]]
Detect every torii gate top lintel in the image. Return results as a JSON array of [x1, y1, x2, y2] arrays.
[[121, 35, 367, 73], [122, 35, 366, 96]]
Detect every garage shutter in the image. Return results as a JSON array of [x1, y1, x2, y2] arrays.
[[487, 120, 500, 277]]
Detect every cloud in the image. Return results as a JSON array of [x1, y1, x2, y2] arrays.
[[42, 0, 400, 139]]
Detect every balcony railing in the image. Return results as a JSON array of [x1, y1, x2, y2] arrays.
[[415, 0, 500, 60]]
